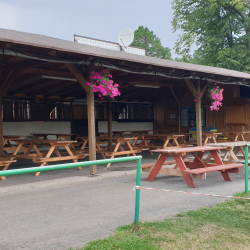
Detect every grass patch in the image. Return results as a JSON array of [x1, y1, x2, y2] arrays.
[[71, 192, 250, 250]]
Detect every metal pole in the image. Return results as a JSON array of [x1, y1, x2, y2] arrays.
[[245, 145, 249, 194], [0, 156, 142, 177], [134, 158, 141, 225]]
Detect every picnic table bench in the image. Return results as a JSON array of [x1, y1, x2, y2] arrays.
[[138, 134, 184, 155], [74, 136, 142, 168], [205, 141, 250, 175], [6, 139, 88, 176], [3, 135, 24, 153], [32, 133, 73, 140], [0, 156, 17, 180], [145, 146, 244, 188]]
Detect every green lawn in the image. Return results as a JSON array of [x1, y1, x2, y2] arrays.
[[71, 192, 250, 250]]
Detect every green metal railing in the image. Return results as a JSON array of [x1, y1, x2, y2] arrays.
[[245, 145, 249, 194], [0, 156, 142, 225]]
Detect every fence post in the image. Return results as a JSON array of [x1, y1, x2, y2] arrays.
[[134, 158, 141, 225], [245, 145, 249, 194]]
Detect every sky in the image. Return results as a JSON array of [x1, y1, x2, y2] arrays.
[[0, 0, 185, 58]]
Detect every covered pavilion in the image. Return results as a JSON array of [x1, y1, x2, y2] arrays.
[[1, 28, 250, 175]]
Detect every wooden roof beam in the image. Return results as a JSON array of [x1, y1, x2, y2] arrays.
[[23, 68, 74, 78], [7, 76, 43, 95], [6, 60, 54, 70], [66, 64, 90, 93], [23, 80, 61, 95], [185, 78, 198, 98]]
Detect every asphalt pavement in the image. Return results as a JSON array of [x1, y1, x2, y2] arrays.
[[0, 151, 247, 250]]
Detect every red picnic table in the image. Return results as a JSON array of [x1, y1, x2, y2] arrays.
[[145, 146, 244, 188]]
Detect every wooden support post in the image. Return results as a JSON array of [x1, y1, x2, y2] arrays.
[[196, 82, 202, 146], [66, 64, 97, 175], [87, 90, 97, 175], [0, 94, 3, 154], [185, 79, 207, 146], [169, 87, 181, 133], [108, 99, 113, 148]]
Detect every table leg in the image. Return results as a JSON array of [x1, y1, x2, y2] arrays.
[[210, 150, 232, 181], [147, 154, 167, 182], [203, 136, 209, 144], [173, 154, 188, 169], [234, 134, 238, 141], [139, 138, 153, 155], [126, 141, 136, 156], [173, 138, 179, 147], [35, 146, 55, 176], [173, 155, 196, 188], [0, 163, 12, 180], [12, 142, 24, 156], [106, 143, 120, 168], [96, 141, 107, 159], [163, 139, 170, 148], [211, 136, 220, 153], [80, 139, 89, 150], [64, 145, 82, 170]]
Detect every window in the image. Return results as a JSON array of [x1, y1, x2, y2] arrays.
[[95, 102, 153, 122], [117, 103, 153, 122], [3, 101, 31, 121], [180, 106, 206, 127]]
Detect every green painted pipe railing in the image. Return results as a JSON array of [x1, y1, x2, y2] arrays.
[[0, 155, 142, 225], [245, 145, 249, 194]]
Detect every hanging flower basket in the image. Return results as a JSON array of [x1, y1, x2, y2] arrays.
[[86, 69, 121, 100], [207, 83, 224, 111]]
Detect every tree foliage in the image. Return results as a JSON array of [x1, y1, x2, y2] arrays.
[[172, 0, 250, 72], [131, 26, 172, 60]]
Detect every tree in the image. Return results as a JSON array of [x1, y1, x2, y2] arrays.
[[172, 0, 250, 72], [131, 26, 172, 60]]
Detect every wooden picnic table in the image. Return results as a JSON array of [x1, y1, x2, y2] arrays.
[[75, 136, 141, 168], [144, 146, 244, 188], [205, 141, 250, 175], [228, 131, 250, 141], [32, 133, 74, 140], [180, 132, 222, 145], [138, 134, 184, 155], [6, 139, 87, 176], [3, 135, 24, 153]]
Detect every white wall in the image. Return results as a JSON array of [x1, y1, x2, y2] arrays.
[[98, 121, 153, 133], [3, 121, 71, 139]]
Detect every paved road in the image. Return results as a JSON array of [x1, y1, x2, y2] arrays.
[[0, 152, 247, 250]]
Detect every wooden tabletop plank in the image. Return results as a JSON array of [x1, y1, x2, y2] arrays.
[[206, 141, 250, 147], [152, 146, 228, 154], [16, 139, 77, 144]]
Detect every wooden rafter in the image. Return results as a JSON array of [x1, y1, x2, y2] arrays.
[[66, 64, 89, 93]]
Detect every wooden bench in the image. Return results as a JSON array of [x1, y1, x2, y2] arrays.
[[136, 159, 193, 169], [105, 148, 142, 157], [138, 158, 207, 179], [183, 163, 244, 175], [0, 158, 17, 180], [33, 154, 87, 163]]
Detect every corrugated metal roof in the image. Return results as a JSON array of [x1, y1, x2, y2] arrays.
[[1, 28, 250, 80]]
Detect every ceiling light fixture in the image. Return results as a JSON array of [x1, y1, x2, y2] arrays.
[[41, 75, 77, 81], [134, 84, 160, 89]]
